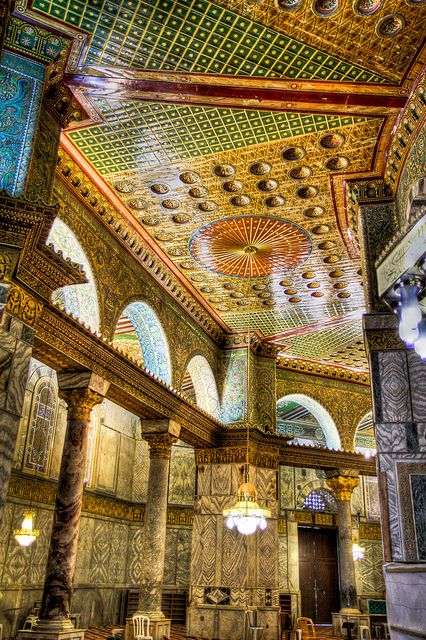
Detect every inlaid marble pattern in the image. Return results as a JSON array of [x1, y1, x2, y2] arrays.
[[168, 443, 196, 506]]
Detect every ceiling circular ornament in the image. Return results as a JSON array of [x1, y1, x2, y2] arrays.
[[208, 296, 222, 304], [284, 288, 298, 295], [213, 164, 235, 178], [162, 199, 181, 210], [279, 279, 293, 287], [302, 271, 316, 279], [319, 132, 345, 149], [189, 215, 312, 277], [141, 216, 160, 226], [353, 0, 382, 16], [318, 240, 337, 249], [312, 0, 340, 17], [263, 299, 276, 306], [189, 186, 209, 198], [253, 283, 267, 291], [216, 304, 230, 311], [311, 291, 324, 297], [329, 269, 345, 277], [115, 180, 136, 194], [289, 166, 313, 181], [223, 179, 244, 193], [311, 224, 331, 235], [257, 179, 279, 192], [180, 261, 195, 269], [325, 156, 350, 171], [258, 291, 272, 298], [307, 281, 321, 289], [289, 296, 302, 303], [172, 213, 192, 224], [179, 171, 200, 184], [168, 247, 184, 257], [230, 194, 251, 207], [282, 146, 306, 161], [150, 183, 170, 195], [324, 254, 340, 263], [155, 231, 174, 241], [127, 198, 147, 211], [375, 14, 406, 38], [223, 282, 237, 290], [337, 291, 351, 298], [230, 291, 245, 298], [198, 200, 218, 212], [334, 281, 348, 289], [297, 185, 319, 199], [304, 206, 325, 218], [249, 161, 271, 176], [265, 195, 286, 208], [236, 299, 250, 306], [190, 274, 204, 282], [276, 0, 304, 11], [200, 285, 215, 293]]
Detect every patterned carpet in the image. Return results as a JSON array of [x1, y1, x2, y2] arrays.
[[84, 623, 336, 640]]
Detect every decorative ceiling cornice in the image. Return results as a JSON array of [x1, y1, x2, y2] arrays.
[[56, 147, 228, 345], [277, 355, 370, 385]]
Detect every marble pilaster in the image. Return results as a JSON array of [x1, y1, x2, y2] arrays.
[[286, 514, 301, 620], [19, 372, 108, 640], [326, 470, 360, 613]]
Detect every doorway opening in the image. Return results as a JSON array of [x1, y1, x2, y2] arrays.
[[298, 526, 340, 623]]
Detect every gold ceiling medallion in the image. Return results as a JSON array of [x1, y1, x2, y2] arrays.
[[325, 156, 350, 171], [282, 146, 306, 161], [376, 14, 406, 38], [319, 133, 345, 149], [198, 201, 218, 212], [127, 198, 147, 211], [297, 185, 319, 199], [150, 183, 170, 195], [249, 161, 271, 175], [318, 240, 337, 249], [312, 0, 340, 18], [114, 180, 136, 194], [311, 224, 331, 235], [189, 186, 209, 198], [324, 254, 341, 263], [230, 195, 251, 207], [289, 166, 313, 180], [189, 215, 311, 277], [179, 171, 200, 184], [162, 199, 181, 210], [352, 0, 382, 17], [223, 179, 244, 193], [304, 206, 325, 218], [213, 164, 235, 177], [257, 179, 278, 192], [265, 195, 285, 208]]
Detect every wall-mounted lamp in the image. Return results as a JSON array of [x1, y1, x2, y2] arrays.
[[352, 542, 365, 561]]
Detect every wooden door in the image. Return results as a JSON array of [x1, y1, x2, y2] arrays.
[[298, 526, 340, 623]]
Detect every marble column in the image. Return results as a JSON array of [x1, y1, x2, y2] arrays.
[[286, 513, 301, 619], [326, 470, 360, 613], [19, 372, 108, 640], [0, 281, 42, 528]]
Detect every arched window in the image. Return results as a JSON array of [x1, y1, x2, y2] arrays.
[[183, 355, 220, 418], [114, 302, 172, 384], [277, 394, 341, 450], [303, 489, 337, 513], [24, 376, 58, 474], [47, 218, 100, 332]]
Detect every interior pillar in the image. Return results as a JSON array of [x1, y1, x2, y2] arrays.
[[187, 442, 280, 640], [326, 469, 360, 613], [286, 513, 301, 621], [18, 372, 108, 640]]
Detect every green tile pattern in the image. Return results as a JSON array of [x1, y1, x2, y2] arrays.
[[68, 100, 367, 174], [282, 319, 363, 359], [33, 0, 386, 81]]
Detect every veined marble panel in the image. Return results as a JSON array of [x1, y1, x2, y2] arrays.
[[169, 443, 195, 506]]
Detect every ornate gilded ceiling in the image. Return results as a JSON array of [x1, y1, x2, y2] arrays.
[[14, 0, 426, 372]]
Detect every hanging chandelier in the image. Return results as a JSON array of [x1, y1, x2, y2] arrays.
[[14, 510, 40, 547], [223, 246, 271, 535]]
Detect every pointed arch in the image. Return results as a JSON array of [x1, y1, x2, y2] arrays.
[[47, 218, 100, 331], [277, 393, 341, 450], [355, 411, 376, 457], [183, 355, 220, 418], [114, 301, 172, 384]]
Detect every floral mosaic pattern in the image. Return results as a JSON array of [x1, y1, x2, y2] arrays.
[[186, 355, 220, 418], [0, 51, 44, 196], [124, 301, 172, 384]]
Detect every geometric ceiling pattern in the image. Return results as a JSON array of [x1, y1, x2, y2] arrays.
[[25, 0, 426, 373]]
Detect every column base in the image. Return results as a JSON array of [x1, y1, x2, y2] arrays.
[[17, 627, 85, 640], [125, 615, 171, 640]]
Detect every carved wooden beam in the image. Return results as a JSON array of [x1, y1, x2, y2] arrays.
[[33, 303, 222, 447]]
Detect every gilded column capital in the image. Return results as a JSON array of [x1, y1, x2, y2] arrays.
[[326, 475, 359, 501], [59, 388, 103, 421], [144, 433, 177, 459]]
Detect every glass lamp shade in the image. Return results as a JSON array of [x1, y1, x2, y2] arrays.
[[398, 283, 422, 328], [414, 319, 426, 359], [14, 511, 39, 547], [223, 482, 271, 535]]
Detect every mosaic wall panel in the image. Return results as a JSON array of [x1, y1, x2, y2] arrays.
[[132, 439, 150, 502], [0, 51, 44, 196], [359, 540, 386, 595], [169, 443, 196, 506], [126, 525, 144, 585]]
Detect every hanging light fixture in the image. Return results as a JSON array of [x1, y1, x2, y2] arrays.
[[14, 510, 40, 547], [223, 246, 271, 535], [352, 542, 365, 561]]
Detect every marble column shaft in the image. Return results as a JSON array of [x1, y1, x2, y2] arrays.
[[0, 315, 34, 528], [38, 387, 103, 629], [138, 433, 176, 617], [326, 473, 359, 612]]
